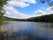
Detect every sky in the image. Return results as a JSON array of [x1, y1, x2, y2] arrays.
[[3, 0, 53, 19]]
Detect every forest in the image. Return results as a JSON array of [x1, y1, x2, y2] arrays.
[[27, 14, 53, 22]]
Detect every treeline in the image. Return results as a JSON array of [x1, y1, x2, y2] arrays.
[[27, 14, 53, 22], [5, 14, 53, 22], [1, 16, 17, 21], [0, 16, 27, 21], [1, 14, 53, 22]]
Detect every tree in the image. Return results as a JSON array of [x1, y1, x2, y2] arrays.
[[0, 0, 7, 25]]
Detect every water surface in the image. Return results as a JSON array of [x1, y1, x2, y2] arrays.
[[0, 21, 53, 40]]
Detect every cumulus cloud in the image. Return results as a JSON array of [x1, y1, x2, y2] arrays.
[[32, 10, 46, 17], [46, 6, 53, 14], [3, 5, 30, 19], [33, 6, 53, 17], [3, 0, 36, 19], [34, 10, 45, 14], [7, 0, 36, 8], [7, 1, 29, 8]]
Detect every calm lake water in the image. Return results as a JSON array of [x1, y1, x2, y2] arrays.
[[0, 21, 53, 40]]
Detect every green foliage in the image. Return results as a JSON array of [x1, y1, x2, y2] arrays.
[[28, 14, 53, 22], [2, 17, 16, 21], [0, 0, 7, 25], [0, 0, 7, 6]]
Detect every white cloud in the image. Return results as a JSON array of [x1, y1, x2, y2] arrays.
[[7, 0, 36, 8], [3, 5, 30, 19], [46, 6, 53, 14], [11, 0, 36, 3], [25, 0, 36, 3], [7, 1, 29, 8], [33, 6, 53, 17], [34, 10, 45, 14], [3, 0, 36, 19], [32, 10, 46, 17]]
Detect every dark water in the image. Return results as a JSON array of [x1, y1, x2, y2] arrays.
[[0, 21, 53, 40]]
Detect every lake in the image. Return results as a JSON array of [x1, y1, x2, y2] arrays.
[[0, 21, 53, 40]]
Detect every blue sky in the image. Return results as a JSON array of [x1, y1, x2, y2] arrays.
[[14, 0, 48, 15], [3, 0, 53, 19]]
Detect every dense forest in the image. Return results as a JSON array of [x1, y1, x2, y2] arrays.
[[27, 14, 53, 22]]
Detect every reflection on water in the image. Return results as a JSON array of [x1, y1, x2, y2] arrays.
[[0, 21, 53, 40]]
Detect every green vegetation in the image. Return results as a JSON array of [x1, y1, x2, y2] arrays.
[[0, 0, 7, 25], [27, 14, 53, 22], [0, 0, 8, 40], [1, 16, 17, 21]]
